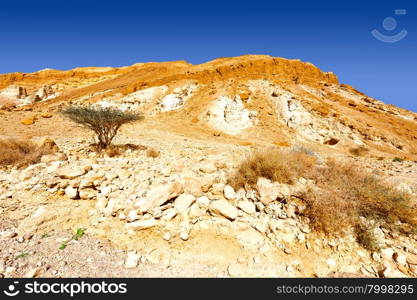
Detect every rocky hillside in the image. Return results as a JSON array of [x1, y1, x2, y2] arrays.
[[0, 55, 416, 278]]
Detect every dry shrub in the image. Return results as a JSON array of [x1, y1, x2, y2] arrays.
[[0, 138, 55, 168], [300, 159, 416, 236], [355, 225, 380, 251], [90, 143, 146, 157], [349, 145, 369, 156], [229, 148, 416, 243], [105, 146, 122, 157], [229, 148, 317, 189], [146, 147, 160, 158]]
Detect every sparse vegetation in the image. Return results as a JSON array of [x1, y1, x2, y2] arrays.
[[15, 252, 29, 259], [146, 147, 160, 158], [393, 157, 404, 162], [61, 106, 143, 149], [349, 145, 369, 156], [0, 138, 55, 168], [59, 228, 86, 250], [302, 159, 416, 235], [230, 148, 417, 242], [229, 148, 317, 188], [90, 143, 146, 157], [355, 225, 380, 251]]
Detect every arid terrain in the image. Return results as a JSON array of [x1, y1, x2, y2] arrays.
[[0, 55, 416, 278]]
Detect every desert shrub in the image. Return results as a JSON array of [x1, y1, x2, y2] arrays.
[[61, 106, 143, 149], [299, 159, 416, 235], [392, 157, 404, 162], [0, 138, 55, 168], [355, 225, 380, 251], [349, 145, 368, 156], [146, 147, 160, 158], [229, 148, 416, 242], [229, 148, 316, 189], [90, 143, 146, 156]]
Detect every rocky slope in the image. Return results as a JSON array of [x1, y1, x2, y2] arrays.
[[0, 55, 416, 278]]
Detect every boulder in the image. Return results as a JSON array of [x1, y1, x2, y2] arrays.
[[21, 117, 35, 125], [125, 218, 158, 230], [224, 185, 236, 200], [41, 113, 53, 118], [79, 188, 96, 200], [56, 166, 86, 179], [181, 177, 202, 196], [125, 252, 140, 268], [174, 194, 196, 213], [196, 196, 210, 208], [256, 177, 280, 205], [64, 186, 78, 199], [238, 200, 256, 215], [135, 182, 183, 213], [209, 199, 237, 220], [199, 163, 217, 174]]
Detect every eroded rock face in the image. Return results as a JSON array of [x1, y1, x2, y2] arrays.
[[207, 96, 256, 134], [0, 84, 55, 106], [160, 83, 198, 111], [33, 85, 54, 102], [0, 85, 27, 99]]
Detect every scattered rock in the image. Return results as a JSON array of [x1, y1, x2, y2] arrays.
[[174, 194, 196, 213], [209, 200, 237, 220], [64, 186, 78, 199], [79, 188, 96, 200], [237, 200, 256, 215], [199, 163, 217, 174], [125, 252, 140, 268], [41, 112, 53, 118], [228, 263, 247, 277], [24, 268, 40, 278], [57, 167, 86, 179], [162, 232, 171, 241], [180, 232, 189, 241], [223, 185, 236, 200], [256, 177, 280, 205], [136, 182, 183, 213], [380, 248, 394, 261], [125, 218, 158, 230], [21, 117, 36, 125]]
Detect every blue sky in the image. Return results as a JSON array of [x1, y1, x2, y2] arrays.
[[1, 0, 416, 111]]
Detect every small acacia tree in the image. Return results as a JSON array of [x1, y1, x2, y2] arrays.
[[62, 106, 143, 149]]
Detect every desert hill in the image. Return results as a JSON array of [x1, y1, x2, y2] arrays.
[[1, 55, 416, 160], [0, 55, 416, 278]]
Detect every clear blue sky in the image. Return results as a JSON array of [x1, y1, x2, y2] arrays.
[[1, 0, 416, 111]]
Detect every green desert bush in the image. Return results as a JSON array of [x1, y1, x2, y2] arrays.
[[62, 106, 143, 149]]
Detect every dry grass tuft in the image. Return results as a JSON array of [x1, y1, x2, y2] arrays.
[[355, 225, 380, 251], [229, 148, 417, 242], [0, 138, 55, 168], [229, 148, 317, 189], [146, 147, 160, 158], [90, 143, 146, 157], [349, 145, 369, 156], [301, 159, 416, 235]]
